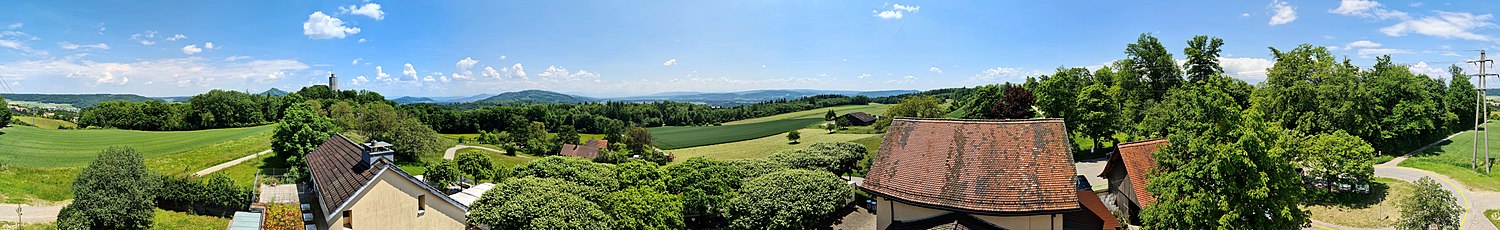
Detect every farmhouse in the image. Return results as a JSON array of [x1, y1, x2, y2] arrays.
[[305, 134, 470, 230], [559, 139, 609, 159], [1096, 139, 1166, 225], [840, 111, 878, 126], [861, 118, 1119, 230]]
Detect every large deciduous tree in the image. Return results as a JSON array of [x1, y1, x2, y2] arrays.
[[665, 157, 741, 218], [1298, 130, 1375, 197], [875, 95, 945, 130], [994, 84, 1036, 119], [1183, 35, 1225, 83], [604, 187, 685, 230], [467, 177, 613, 230], [1126, 33, 1182, 100], [1446, 65, 1478, 132], [724, 170, 852, 230], [513, 156, 619, 190], [1397, 177, 1463, 230], [455, 151, 495, 182], [0, 96, 9, 128], [624, 125, 654, 153], [273, 103, 341, 180], [1074, 82, 1117, 149], [57, 147, 158, 230], [423, 159, 462, 189]]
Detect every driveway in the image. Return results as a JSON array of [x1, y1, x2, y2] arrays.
[[1074, 157, 1109, 190], [1307, 157, 1499, 230], [443, 145, 505, 160]]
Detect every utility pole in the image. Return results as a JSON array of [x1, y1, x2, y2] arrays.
[[1472, 50, 1497, 173]]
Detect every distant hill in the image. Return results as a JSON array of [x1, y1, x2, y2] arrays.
[[1, 93, 159, 108], [259, 88, 290, 96], [393, 96, 439, 104], [479, 90, 597, 104], [608, 89, 918, 105], [430, 94, 496, 103]]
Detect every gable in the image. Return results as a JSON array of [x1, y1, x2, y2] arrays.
[[329, 166, 469, 222]]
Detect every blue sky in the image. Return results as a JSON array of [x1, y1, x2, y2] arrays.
[[0, 0, 1496, 97]]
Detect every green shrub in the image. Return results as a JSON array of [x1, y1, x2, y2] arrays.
[[58, 147, 158, 230]]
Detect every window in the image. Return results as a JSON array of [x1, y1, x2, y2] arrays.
[[417, 194, 427, 216], [342, 210, 353, 229]]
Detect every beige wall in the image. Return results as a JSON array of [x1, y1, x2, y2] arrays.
[[330, 168, 468, 230], [875, 196, 1062, 230]]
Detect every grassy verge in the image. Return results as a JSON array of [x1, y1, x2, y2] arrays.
[[1303, 178, 1411, 228], [1400, 123, 1500, 191], [206, 152, 291, 188], [152, 208, 229, 230], [0, 166, 78, 203], [1486, 209, 1500, 229], [724, 104, 889, 125], [652, 118, 824, 150], [668, 128, 878, 164], [11, 116, 76, 129], [0, 125, 275, 167], [147, 131, 273, 177], [848, 135, 884, 177], [0, 222, 55, 230]]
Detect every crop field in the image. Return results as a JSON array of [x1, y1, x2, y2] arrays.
[[12, 116, 77, 129], [1400, 122, 1500, 191], [723, 104, 888, 125], [651, 118, 824, 150], [0, 125, 275, 168], [668, 128, 880, 163]]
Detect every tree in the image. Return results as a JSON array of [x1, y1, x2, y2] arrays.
[[467, 177, 613, 230], [955, 84, 1003, 119], [188, 89, 266, 128], [1034, 68, 1090, 121], [557, 125, 582, 146], [0, 96, 9, 128], [604, 187, 685, 230], [1126, 33, 1182, 100], [1183, 35, 1226, 83], [513, 156, 619, 190], [876, 95, 945, 130], [273, 103, 341, 180], [57, 147, 158, 230], [724, 169, 852, 230], [455, 151, 495, 182], [824, 122, 838, 133], [1446, 65, 1477, 132], [994, 84, 1036, 119], [665, 157, 741, 218], [623, 125, 654, 153], [1074, 82, 1117, 150], [1299, 130, 1375, 197], [423, 160, 462, 189], [1397, 177, 1463, 230], [824, 109, 836, 121], [786, 130, 801, 144], [615, 161, 667, 189], [356, 103, 441, 160], [1141, 107, 1308, 229]]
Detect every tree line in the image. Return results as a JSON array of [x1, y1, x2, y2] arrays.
[[401, 94, 873, 135]]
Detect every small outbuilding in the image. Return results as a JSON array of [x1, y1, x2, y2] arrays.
[[559, 139, 609, 159], [1096, 139, 1166, 225], [840, 112, 878, 126]]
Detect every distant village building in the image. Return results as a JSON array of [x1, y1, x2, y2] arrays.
[[559, 139, 608, 159], [305, 134, 470, 230], [840, 112, 878, 126], [861, 118, 1119, 230], [1096, 139, 1166, 225]]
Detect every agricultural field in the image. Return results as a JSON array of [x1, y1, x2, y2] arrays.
[[651, 118, 823, 150], [723, 103, 889, 125], [1400, 122, 1500, 191], [438, 132, 606, 144], [1303, 178, 1411, 228], [11, 116, 77, 129], [667, 128, 880, 163]]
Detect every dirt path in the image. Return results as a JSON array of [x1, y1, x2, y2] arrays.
[[444, 145, 505, 160], [0, 202, 65, 223], [193, 149, 271, 176]]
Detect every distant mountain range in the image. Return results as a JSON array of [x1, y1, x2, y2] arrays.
[[259, 88, 290, 96], [7, 88, 921, 107]]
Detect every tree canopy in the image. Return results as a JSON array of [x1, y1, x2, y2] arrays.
[[724, 169, 851, 230], [1397, 177, 1463, 230], [272, 102, 341, 180], [58, 147, 158, 230]]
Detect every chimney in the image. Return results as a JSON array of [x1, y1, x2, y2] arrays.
[[329, 73, 338, 92], [362, 140, 395, 165]]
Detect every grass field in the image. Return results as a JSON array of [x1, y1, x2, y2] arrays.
[[723, 104, 889, 125], [147, 131, 273, 177], [1487, 209, 1500, 229], [153, 208, 230, 230], [668, 128, 879, 163], [0, 125, 276, 167], [11, 116, 76, 129], [1304, 178, 1411, 228], [651, 118, 824, 150], [0, 166, 78, 203], [1400, 122, 1500, 191]]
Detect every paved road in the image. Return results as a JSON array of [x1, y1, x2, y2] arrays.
[[193, 149, 272, 177], [1308, 158, 1500, 230], [443, 145, 505, 160], [0, 203, 64, 223]]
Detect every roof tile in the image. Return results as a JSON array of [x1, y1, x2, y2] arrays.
[[862, 118, 1080, 213]]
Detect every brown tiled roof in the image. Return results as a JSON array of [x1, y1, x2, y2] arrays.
[[1072, 189, 1123, 230], [886, 212, 1005, 230], [862, 118, 1080, 214], [844, 112, 877, 123], [305, 134, 390, 214], [559, 144, 601, 159], [1098, 139, 1165, 206], [584, 139, 608, 149]]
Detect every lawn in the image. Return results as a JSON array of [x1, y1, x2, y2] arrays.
[[1487, 209, 1500, 229], [723, 103, 889, 125], [153, 208, 230, 230], [206, 152, 291, 188], [147, 131, 273, 177], [1400, 122, 1500, 191], [668, 128, 880, 164], [0, 125, 276, 167], [11, 116, 76, 129], [1304, 178, 1412, 228], [651, 118, 824, 150]]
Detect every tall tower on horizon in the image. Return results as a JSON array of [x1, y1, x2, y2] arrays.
[[329, 73, 338, 92]]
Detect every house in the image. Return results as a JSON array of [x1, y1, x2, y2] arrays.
[[1095, 139, 1166, 225], [861, 118, 1119, 230], [840, 112, 878, 126], [559, 139, 608, 159], [305, 134, 470, 230]]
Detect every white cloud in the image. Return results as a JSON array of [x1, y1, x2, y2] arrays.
[[499, 55, 507, 60], [888, 75, 917, 84], [357, 38, 367, 43], [537, 65, 602, 83], [352, 75, 370, 85], [969, 67, 1044, 83], [663, 58, 677, 66], [2, 57, 308, 91], [402, 63, 417, 79], [166, 34, 187, 41], [928, 67, 942, 74], [511, 63, 527, 79], [1343, 40, 1381, 50], [874, 3, 920, 20], [224, 56, 252, 62], [181, 45, 202, 55], [1220, 57, 1275, 81], [482, 66, 502, 79], [454, 57, 478, 80], [1242, 13, 1251, 17], [351, 58, 362, 65], [302, 11, 361, 39], [1329, 0, 1409, 20], [339, 3, 385, 20], [130, 31, 158, 45], [57, 42, 109, 51], [1269, 0, 1297, 25], [203, 42, 215, 49], [96, 23, 106, 35], [1410, 61, 1451, 78], [857, 73, 871, 79], [6, 23, 20, 30], [1380, 11, 1495, 41], [1356, 48, 1412, 57], [375, 65, 392, 81]]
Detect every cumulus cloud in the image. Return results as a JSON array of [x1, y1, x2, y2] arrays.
[[130, 31, 158, 45], [357, 38, 367, 43], [874, 3, 920, 20], [1409, 61, 1452, 78], [166, 34, 187, 41], [1269, 0, 1297, 25], [1380, 11, 1494, 41], [339, 3, 386, 20], [857, 73, 871, 79], [303, 11, 361, 39], [1219, 57, 1275, 82], [203, 42, 215, 49], [352, 75, 370, 85], [482, 66, 502, 79], [537, 65, 601, 83], [224, 56, 252, 62], [58, 42, 109, 51], [663, 58, 677, 66], [181, 45, 202, 55], [511, 63, 527, 79], [351, 58, 362, 65], [2, 57, 308, 92], [402, 63, 417, 80], [968, 67, 1044, 83], [1329, 0, 1409, 20], [888, 75, 917, 84], [928, 67, 942, 74], [375, 65, 392, 81], [1343, 40, 1381, 50], [454, 57, 478, 80]]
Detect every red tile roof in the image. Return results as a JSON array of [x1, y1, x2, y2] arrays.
[[862, 118, 1080, 214], [559, 144, 601, 159], [1073, 189, 1123, 230], [1099, 139, 1166, 206]]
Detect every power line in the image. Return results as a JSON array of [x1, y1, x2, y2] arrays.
[[1470, 50, 1497, 173]]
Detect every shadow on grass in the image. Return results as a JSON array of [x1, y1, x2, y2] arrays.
[[1305, 182, 1392, 209]]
